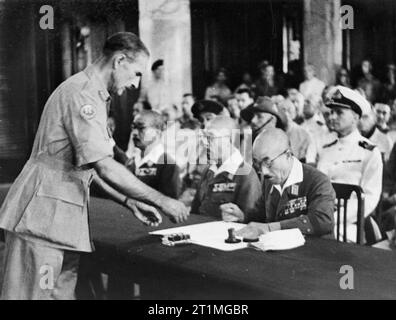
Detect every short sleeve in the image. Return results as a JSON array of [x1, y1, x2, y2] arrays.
[[63, 91, 114, 167]]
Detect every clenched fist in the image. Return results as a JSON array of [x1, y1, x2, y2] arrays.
[[220, 203, 245, 222]]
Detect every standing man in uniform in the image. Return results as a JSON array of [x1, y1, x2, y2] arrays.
[[317, 86, 383, 242], [0, 32, 189, 300]]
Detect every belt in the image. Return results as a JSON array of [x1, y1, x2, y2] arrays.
[[27, 153, 94, 184]]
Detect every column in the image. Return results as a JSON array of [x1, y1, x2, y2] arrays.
[[303, 0, 342, 85], [138, 0, 192, 107]]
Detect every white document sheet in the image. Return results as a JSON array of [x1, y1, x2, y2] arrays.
[[149, 221, 248, 251]]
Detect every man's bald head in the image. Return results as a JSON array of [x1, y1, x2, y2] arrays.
[[253, 128, 290, 161], [253, 128, 293, 185]]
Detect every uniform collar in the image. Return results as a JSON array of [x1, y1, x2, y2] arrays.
[[136, 143, 164, 168], [209, 149, 244, 177], [338, 129, 361, 145], [83, 64, 111, 103], [273, 157, 303, 195]]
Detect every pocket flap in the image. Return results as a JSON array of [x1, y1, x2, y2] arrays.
[[37, 178, 85, 206]]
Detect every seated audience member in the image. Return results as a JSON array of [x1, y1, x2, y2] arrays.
[[254, 62, 282, 97], [180, 93, 200, 130], [287, 88, 305, 123], [382, 63, 396, 102], [191, 116, 262, 219], [204, 68, 232, 105], [236, 88, 255, 111], [299, 64, 326, 99], [301, 95, 336, 155], [278, 99, 317, 164], [250, 96, 286, 141], [191, 99, 225, 129], [317, 86, 383, 242], [127, 110, 181, 199], [374, 102, 392, 134], [271, 95, 285, 109], [227, 95, 241, 121], [126, 101, 152, 158], [335, 67, 351, 88], [221, 128, 335, 238], [355, 59, 381, 104], [359, 108, 393, 161]]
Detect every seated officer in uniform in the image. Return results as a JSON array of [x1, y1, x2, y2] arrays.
[[126, 110, 181, 199], [191, 116, 262, 219], [221, 128, 335, 238], [317, 86, 383, 242]]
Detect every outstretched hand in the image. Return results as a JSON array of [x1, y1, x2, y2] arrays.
[[126, 199, 162, 227]]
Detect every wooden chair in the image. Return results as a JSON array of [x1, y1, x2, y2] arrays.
[[332, 183, 365, 244]]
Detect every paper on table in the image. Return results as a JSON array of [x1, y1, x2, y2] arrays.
[[149, 221, 248, 251], [250, 228, 305, 251]]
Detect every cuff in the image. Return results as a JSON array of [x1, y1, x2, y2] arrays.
[[268, 222, 281, 232]]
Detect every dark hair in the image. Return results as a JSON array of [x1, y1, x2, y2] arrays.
[[103, 32, 150, 60], [151, 59, 164, 71], [236, 88, 253, 98]]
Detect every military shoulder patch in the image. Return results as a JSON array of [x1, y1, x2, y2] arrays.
[[358, 140, 376, 151], [323, 140, 337, 149], [80, 104, 96, 120]]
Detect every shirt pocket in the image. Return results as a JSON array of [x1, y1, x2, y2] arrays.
[[15, 174, 86, 248]]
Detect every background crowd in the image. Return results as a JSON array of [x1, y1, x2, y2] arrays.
[[105, 57, 396, 245]]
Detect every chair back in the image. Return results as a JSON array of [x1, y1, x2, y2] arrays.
[[332, 183, 365, 244]]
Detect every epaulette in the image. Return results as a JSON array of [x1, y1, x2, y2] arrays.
[[358, 140, 376, 151], [322, 140, 337, 149]]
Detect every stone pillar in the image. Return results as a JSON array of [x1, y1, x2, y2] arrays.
[[303, 0, 342, 85], [138, 0, 192, 107]]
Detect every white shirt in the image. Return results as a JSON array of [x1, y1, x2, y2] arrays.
[[299, 77, 326, 99], [368, 127, 393, 161], [273, 157, 303, 195], [301, 115, 332, 155], [317, 129, 383, 241], [209, 149, 244, 177], [133, 142, 165, 170], [143, 79, 172, 112]]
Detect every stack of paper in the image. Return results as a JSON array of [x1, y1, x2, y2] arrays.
[[250, 228, 305, 251]]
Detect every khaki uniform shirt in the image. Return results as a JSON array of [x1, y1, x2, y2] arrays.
[[0, 65, 114, 252]]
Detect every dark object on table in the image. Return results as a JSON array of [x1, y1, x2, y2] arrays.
[[225, 228, 241, 244], [243, 237, 259, 243]]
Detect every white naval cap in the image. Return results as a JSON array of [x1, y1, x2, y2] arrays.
[[324, 85, 372, 118]]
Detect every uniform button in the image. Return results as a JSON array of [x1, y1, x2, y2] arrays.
[[307, 228, 311, 233], [303, 219, 307, 224]]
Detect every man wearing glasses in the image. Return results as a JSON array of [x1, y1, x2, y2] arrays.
[[191, 116, 261, 220], [222, 128, 335, 239]]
